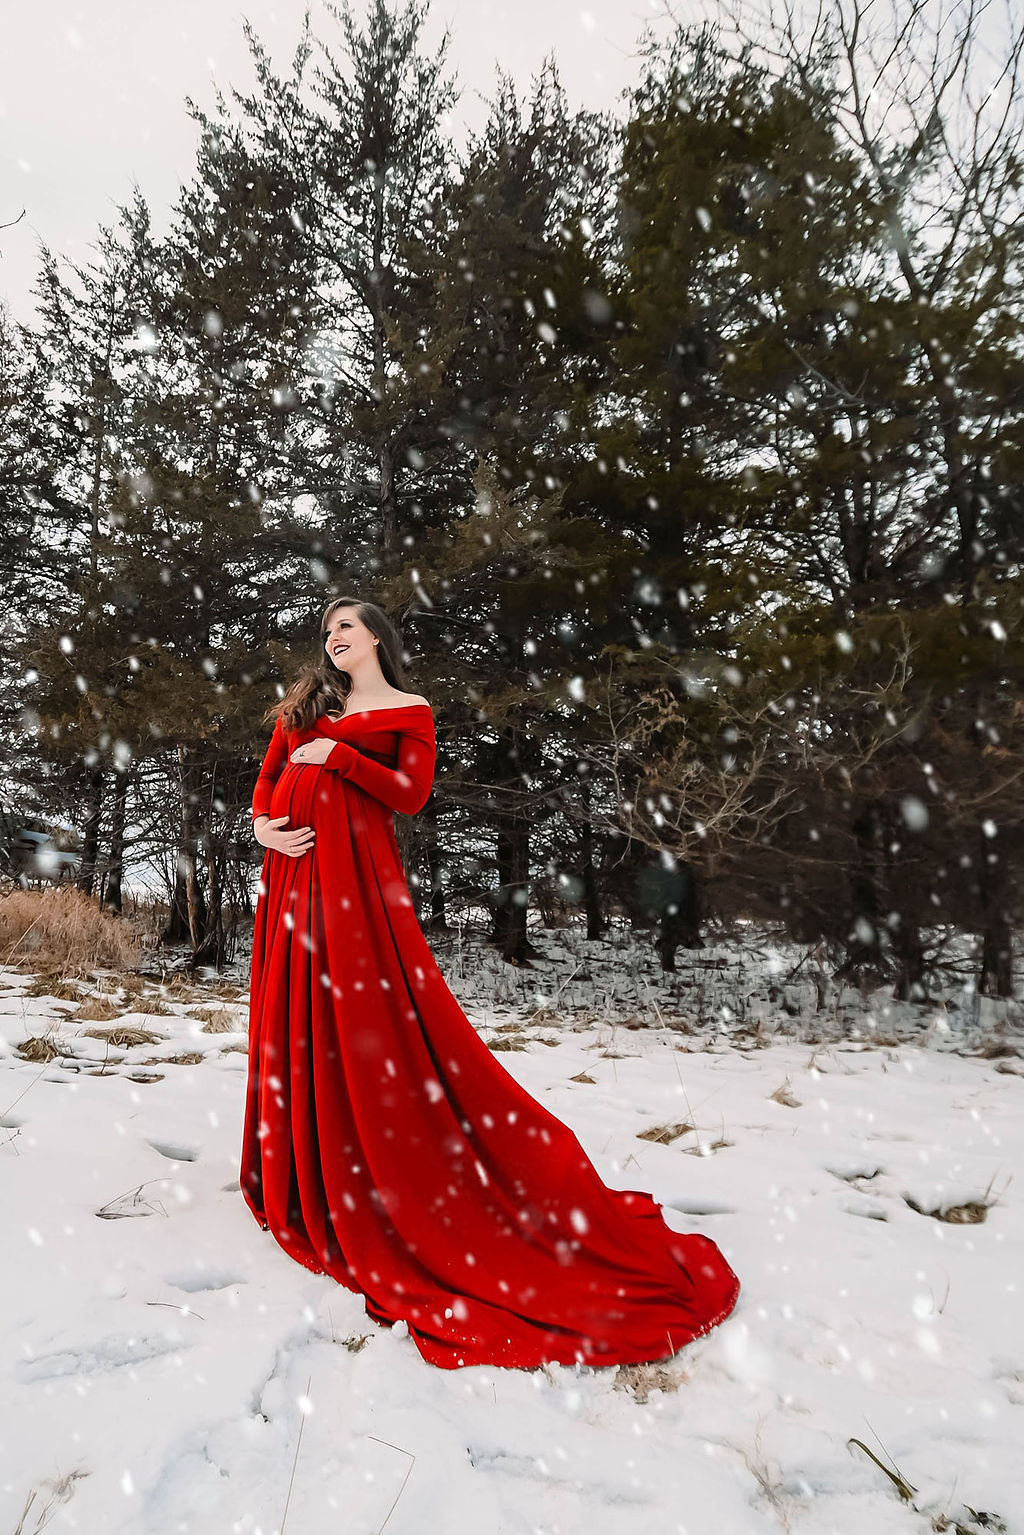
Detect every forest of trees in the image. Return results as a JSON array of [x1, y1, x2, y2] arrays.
[[0, 0, 1021, 999]]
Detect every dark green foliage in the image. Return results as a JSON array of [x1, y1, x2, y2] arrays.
[[1, 0, 1021, 997]]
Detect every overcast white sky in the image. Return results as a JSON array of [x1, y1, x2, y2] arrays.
[[0, 0, 680, 323]]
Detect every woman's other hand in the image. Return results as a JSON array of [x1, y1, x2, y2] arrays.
[[253, 815, 315, 857], [289, 737, 335, 766]]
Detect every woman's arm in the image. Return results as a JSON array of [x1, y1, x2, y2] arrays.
[[321, 727, 436, 815], [251, 718, 315, 856], [251, 718, 289, 823]]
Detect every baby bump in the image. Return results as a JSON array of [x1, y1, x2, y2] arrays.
[[268, 763, 335, 824]]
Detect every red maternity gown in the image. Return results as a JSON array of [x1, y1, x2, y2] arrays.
[[241, 703, 740, 1370]]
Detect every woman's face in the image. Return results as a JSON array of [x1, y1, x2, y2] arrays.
[[323, 606, 378, 673]]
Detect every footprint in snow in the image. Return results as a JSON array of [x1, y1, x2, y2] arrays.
[[841, 1195, 889, 1221], [662, 1196, 738, 1216], [165, 1265, 247, 1293], [15, 1331, 190, 1383], [146, 1138, 200, 1162]]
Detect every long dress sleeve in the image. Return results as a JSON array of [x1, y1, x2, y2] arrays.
[[321, 722, 435, 815], [251, 718, 289, 822]]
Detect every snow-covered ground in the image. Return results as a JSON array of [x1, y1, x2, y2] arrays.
[[1, 931, 1021, 1535]]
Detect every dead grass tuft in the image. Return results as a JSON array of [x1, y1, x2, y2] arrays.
[[637, 1122, 693, 1145], [74, 996, 124, 1023], [340, 1333, 371, 1353], [613, 1361, 686, 1403], [905, 1196, 989, 1224], [23, 975, 85, 1001], [974, 1041, 1022, 1059], [83, 1025, 164, 1049], [768, 1078, 802, 1108], [570, 1072, 596, 1084], [0, 888, 148, 976], [142, 1050, 204, 1066], [190, 1006, 240, 1033], [126, 995, 172, 1016], [487, 1033, 529, 1051], [16, 1033, 71, 1062]]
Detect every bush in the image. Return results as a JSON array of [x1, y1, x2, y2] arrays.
[[0, 888, 149, 977]]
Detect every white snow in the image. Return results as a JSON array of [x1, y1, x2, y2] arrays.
[[1, 950, 1021, 1534]]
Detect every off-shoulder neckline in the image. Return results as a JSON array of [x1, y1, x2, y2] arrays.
[[323, 702, 431, 720]]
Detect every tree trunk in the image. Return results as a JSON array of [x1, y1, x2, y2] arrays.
[[75, 766, 105, 897], [163, 749, 207, 946], [101, 768, 129, 915], [978, 826, 1015, 998], [890, 914, 927, 1002], [655, 864, 702, 970], [422, 802, 449, 932], [193, 840, 225, 970], [492, 816, 533, 965], [579, 792, 605, 941], [163, 865, 193, 944], [838, 801, 888, 985]]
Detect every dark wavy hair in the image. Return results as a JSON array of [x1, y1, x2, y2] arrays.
[[269, 597, 409, 734]]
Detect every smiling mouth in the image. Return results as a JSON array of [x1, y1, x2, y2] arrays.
[[332, 646, 349, 656]]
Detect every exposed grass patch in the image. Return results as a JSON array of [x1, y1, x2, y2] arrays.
[[15, 1033, 71, 1062], [569, 1071, 596, 1084], [905, 1171, 1006, 1226], [340, 1333, 371, 1353], [190, 1006, 240, 1032], [74, 996, 125, 1023], [905, 1196, 990, 1224], [23, 975, 85, 1001], [0, 888, 149, 976], [613, 1361, 685, 1403], [82, 1025, 164, 1049], [487, 1033, 529, 1051], [142, 1050, 204, 1065], [637, 1121, 692, 1145], [127, 995, 172, 1016], [768, 1078, 802, 1108]]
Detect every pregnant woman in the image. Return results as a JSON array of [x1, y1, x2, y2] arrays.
[[241, 596, 740, 1370]]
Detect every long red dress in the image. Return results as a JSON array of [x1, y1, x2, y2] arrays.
[[241, 703, 739, 1370]]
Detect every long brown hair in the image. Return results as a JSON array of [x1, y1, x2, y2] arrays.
[[269, 597, 409, 734]]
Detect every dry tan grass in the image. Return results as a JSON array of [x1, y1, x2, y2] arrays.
[[220, 1041, 249, 1054], [905, 1195, 990, 1224], [191, 1007, 241, 1033], [75, 997, 124, 1023], [613, 1361, 686, 1403], [637, 1122, 693, 1145], [340, 1333, 371, 1353], [158, 975, 203, 1001], [0, 888, 147, 977], [124, 995, 172, 1016], [16, 1034, 71, 1062], [142, 1050, 204, 1065], [23, 975, 85, 1001], [82, 1025, 164, 1048]]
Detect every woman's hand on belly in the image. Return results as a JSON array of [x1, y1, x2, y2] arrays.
[[290, 737, 335, 765], [254, 814, 315, 857]]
